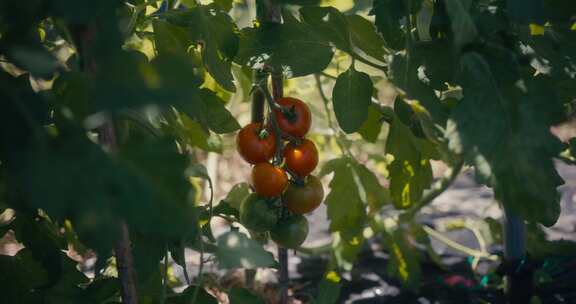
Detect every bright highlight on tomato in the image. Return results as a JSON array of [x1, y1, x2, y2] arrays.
[[251, 162, 288, 197], [284, 139, 318, 177]]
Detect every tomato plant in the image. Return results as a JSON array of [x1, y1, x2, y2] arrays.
[[0, 0, 575, 303]]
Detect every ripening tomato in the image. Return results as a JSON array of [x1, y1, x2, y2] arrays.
[[273, 97, 311, 138], [251, 163, 288, 197], [270, 214, 309, 249], [236, 123, 276, 164], [282, 175, 324, 214], [284, 139, 318, 177], [239, 193, 278, 232]]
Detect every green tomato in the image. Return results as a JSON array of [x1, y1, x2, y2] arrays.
[[270, 214, 309, 249], [239, 193, 278, 232]]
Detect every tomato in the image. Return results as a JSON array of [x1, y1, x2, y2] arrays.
[[284, 139, 318, 177], [270, 214, 309, 249], [239, 193, 278, 232], [273, 97, 311, 138], [236, 123, 276, 165], [282, 175, 324, 214], [251, 163, 288, 197]]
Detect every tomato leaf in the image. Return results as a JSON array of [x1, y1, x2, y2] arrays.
[[235, 10, 333, 77], [446, 52, 564, 226], [215, 231, 275, 269], [322, 158, 366, 239], [166, 285, 218, 304], [315, 276, 342, 304], [228, 288, 265, 304], [386, 100, 434, 209], [352, 162, 391, 214], [369, 0, 406, 50], [346, 14, 388, 61], [357, 104, 385, 142], [332, 65, 373, 133], [381, 228, 422, 291]]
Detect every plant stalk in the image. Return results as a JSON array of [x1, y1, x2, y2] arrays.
[[75, 23, 139, 304], [502, 207, 531, 304]]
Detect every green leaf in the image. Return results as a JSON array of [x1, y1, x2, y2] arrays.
[[332, 65, 373, 133], [382, 228, 421, 291], [222, 182, 251, 210], [0, 249, 48, 303], [131, 234, 165, 303], [162, 5, 238, 91], [228, 288, 265, 304], [352, 162, 390, 214], [118, 138, 198, 238], [83, 278, 120, 304], [173, 114, 223, 153], [153, 19, 192, 56], [213, 0, 233, 11], [357, 104, 384, 142], [300, 6, 351, 53], [166, 285, 218, 304], [369, 0, 406, 50], [198, 89, 241, 133], [443, 0, 477, 50], [315, 277, 342, 304], [215, 230, 275, 269], [445, 53, 564, 226], [386, 101, 433, 209], [235, 10, 333, 77], [322, 158, 366, 239], [507, 0, 544, 24], [346, 15, 387, 61]]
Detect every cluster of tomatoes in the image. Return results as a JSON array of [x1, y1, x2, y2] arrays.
[[236, 97, 324, 249]]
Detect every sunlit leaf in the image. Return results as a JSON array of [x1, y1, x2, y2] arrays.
[[215, 230, 275, 269]]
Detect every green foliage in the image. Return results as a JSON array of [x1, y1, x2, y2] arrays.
[[386, 99, 433, 209], [0, 0, 575, 301], [228, 287, 266, 304], [215, 230, 276, 269], [235, 10, 333, 77], [446, 53, 564, 226], [332, 64, 374, 133]]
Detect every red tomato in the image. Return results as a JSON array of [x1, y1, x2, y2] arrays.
[[284, 139, 319, 177], [236, 123, 276, 165], [282, 175, 324, 214], [251, 163, 288, 197], [273, 97, 311, 138]]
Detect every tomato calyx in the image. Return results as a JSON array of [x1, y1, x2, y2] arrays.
[[257, 128, 270, 139], [281, 105, 298, 123]]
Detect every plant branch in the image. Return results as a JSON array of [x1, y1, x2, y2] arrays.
[[257, 83, 285, 165], [314, 74, 352, 157], [74, 23, 139, 304], [161, 246, 169, 304], [351, 53, 387, 72], [181, 239, 191, 285], [190, 177, 213, 304], [422, 226, 498, 261]]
